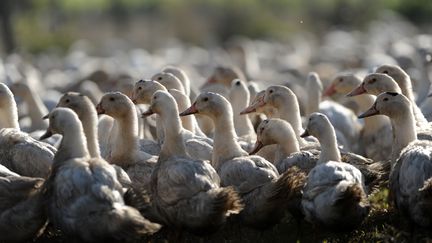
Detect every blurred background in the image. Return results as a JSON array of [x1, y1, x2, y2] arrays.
[[1, 0, 431, 54]]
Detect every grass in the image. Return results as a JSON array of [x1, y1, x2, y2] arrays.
[[32, 188, 432, 243]]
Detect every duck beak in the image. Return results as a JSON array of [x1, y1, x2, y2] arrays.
[[96, 103, 105, 115], [39, 129, 53, 140], [323, 83, 337, 97], [240, 97, 266, 115], [300, 129, 310, 138], [358, 105, 379, 118], [179, 102, 198, 116], [141, 108, 154, 117], [346, 84, 366, 97], [249, 141, 264, 155], [240, 105, 256, 115]]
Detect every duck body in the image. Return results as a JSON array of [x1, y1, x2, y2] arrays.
[[0, 128, 55, 178], [0, 175, 47, 242], [302, 161, 369, 230]]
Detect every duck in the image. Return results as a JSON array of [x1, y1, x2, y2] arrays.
[[249, 118, 318, 174], [0, 173, 47, 242], [161, 65, 191, 97], [142, 90, 242, 234], [141, 90, 213, 161], [241, 85, 316, 148], [0, 83, 55, 178], [359, 92, 432, 227], [348, 72, 429, 128], [324, 73, 393, 161], [348, 73, 432, 140], [306, 72, 362, 152], [55, 92, 132, 187], [9, 81, 48, 131], [300, 112, 370, 230], [167, 88, 207, 137], [151, 72, 186, 94], [180, 92, 306, 229], [228, 79, 256, 142], [40, 107, 160, 241], [96, 92, 158, 191]]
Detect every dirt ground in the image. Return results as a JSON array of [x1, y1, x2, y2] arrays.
[[33, 189, 432, 243]]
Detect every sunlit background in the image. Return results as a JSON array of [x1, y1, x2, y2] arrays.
[[1, 0, 431, 54]]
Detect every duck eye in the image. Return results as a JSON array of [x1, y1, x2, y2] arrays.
[[138, 87, 142, 90], [65, 99, 70, 103], [157, 77, 162, 81], [154, 96, 158, 100], [203, 97, 209, 102], [383, 98, 388, 101], [269, 90, 273, 94], [383, 70, 388, 74], [235, 81, 241, 86], [109, 97, 115, 101], [339, 78, 343, 82]]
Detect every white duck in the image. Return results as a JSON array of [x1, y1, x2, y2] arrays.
[[324, 73, 393, 161], [348, 73, 432, 140], [161, 65, 191, 97], [151, 72, 186, 94], [55, 92, 132, 187], [141, 90, 213, 161], [96, 92, 158, 191], [250, 118, 317, 174], [180, 92, 305, 229], [359, 92, 432, 227], [301, 112, 370, 230], [40, 108, 160, 241], [168, 88, 207, 137], [0, 173, 47, 242], [9, 82, 48, 131], [306, 72, 362, 152], [228, 79, 256, 142], [349, 72, 428, 128], [142, 90, 242, 233], [0, 83, 55, 178]]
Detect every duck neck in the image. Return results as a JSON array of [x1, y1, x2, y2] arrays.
[[56, 124, 89, 163], [274, 97, 306, 146], [306, 87, 320, 115], [180, 114, 195, 133], [232, 98, 255, 137], [274, 129, 300, 159], [0, 100, 20, 130], [24, 89, 48, 130], [212, 108, 247, 169], [400, 77, 416, 105], [316, 126, 341, 164], [81, 111, 101, 158], [390, 110, 417, 162], [109, 110, 140, 165], [158, 106, 188, 161]]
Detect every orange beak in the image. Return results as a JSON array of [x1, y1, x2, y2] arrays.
[[346, 83, 367, 97], [358, 104, 379, 118], [249, 141, 264, 155], [96, 103, 105, 115], [179, 102, 198, 116], [323, 83, 337, 97]]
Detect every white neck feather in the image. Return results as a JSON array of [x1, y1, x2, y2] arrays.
[[389, 108, 417, 162], [273, 127, 300, 160], [81, 111, 101, 158], [273, 96, 307, 147], [23, 89, 48, 130], [56, 123, 90, 163], [316, 123, 341, 164], [158, 104, 188, 161], [212, 106, 247, 169], [108, 108, 144, 166], [0, 99, 20, 130], [231, 93, 255, 138]]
